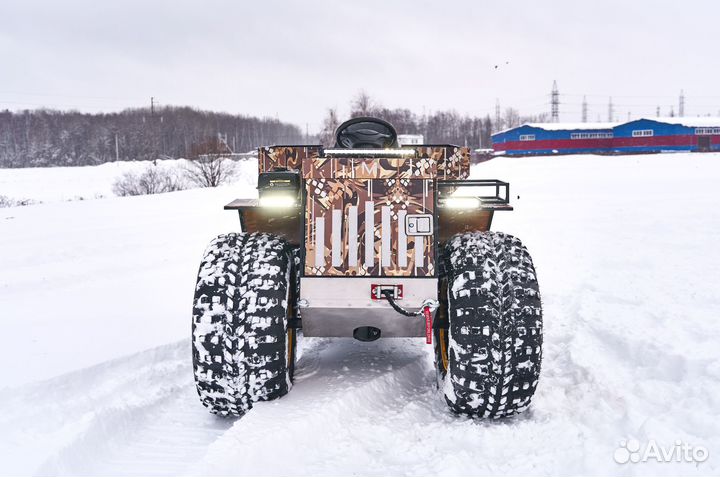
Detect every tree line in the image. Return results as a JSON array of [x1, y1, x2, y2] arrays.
[[0, 94, 548, 168], [0, 106, 304, 168], [319, 92, 548, 148]]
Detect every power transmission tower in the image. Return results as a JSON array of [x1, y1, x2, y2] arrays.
[[495, 98, 501, 127], [551, 80, 559, 123], [656, 106, 660, 117], [679, 89, 685, 117], [582, 96, 588, 123], [608, 97, 614, 122]]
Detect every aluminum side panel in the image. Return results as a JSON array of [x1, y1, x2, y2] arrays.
[[299, 277, 437, 337]]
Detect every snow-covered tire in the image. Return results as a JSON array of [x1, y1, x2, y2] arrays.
[[192, 232, 295, 417], [435, 231, 543, 418]]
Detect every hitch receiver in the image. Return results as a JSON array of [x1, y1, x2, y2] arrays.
[[370, 284, 403, 300]]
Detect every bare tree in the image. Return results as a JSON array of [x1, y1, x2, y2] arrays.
[[350, 91, 376, 117], [318, 108, 340, 146], [503, 107, 521, 129], [112, 165, 184, 196], [185, 136, 235, 187], [185, 154, 234, 187]]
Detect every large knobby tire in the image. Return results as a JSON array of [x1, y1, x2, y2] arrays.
[[435, 231, 543, 418], [192, 232, 296, 417]]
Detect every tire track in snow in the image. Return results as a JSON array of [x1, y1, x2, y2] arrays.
[[191, 335, 601, 477], [4, 308, 716, 476], [190, 336, 442, 477], [0, 340, 233, 476]]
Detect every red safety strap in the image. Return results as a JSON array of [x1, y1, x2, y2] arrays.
[[423, 306, 432, 345]]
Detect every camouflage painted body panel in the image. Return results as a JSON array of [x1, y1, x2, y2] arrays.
[[301, 156, 436, 179], [435, 146, 471, 180], [260, 145, 470, 180], [258, 145, 322, 173], [305, 178, 435, 277], [258, 145, 470, 277]]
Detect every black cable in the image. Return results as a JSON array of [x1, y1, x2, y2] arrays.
[[381, 289, 419, 317]]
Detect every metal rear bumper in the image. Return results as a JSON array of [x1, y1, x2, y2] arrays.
[[299, 277, 438, 337]]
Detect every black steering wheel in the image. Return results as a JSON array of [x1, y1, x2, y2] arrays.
[[334, 117, 398, 149]]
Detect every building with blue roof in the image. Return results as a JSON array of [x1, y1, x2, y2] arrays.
[[492, 118, 720, 155]]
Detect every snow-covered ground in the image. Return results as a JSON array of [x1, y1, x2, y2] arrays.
[[0, 153, 718, 476], [0, 158, 258, 204]]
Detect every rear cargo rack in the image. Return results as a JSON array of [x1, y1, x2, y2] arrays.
[[437, 179, 513, 211]]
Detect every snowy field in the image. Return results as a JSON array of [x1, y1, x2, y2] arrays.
[[0, 158, 258, 205], [0, 153, 719, 476]]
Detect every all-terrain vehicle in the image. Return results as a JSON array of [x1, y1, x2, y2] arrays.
[[191, 117, 543, 418]]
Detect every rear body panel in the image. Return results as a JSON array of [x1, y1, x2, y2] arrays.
[[304, 178, 435, 277], [299, 277, 436, 337], [296, 146, 470, 278]]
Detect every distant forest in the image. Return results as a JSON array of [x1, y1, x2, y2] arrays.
[[0, 107, 304, 168], [319, 92, 546, 152], [0, 95, 545, 168]]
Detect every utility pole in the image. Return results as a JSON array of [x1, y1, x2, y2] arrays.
[[150, 97, 155, 116], [495, 98, 501, 128], [656, 106, 660, 117], [582, 96, 588, 123], [608, 97, 614, 122], [551, 80, 559, 123], [679, 89, 685, 117], [114, 133, 119, 162]]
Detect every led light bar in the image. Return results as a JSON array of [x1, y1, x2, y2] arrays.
[[323, 149, 416, 156]]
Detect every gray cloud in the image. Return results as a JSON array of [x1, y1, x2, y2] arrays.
[[1, 0, 718, 130]]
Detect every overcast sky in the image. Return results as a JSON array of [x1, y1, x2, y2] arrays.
[[1, 0, 719, 131]]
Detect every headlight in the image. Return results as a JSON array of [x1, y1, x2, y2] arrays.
[[440, 197, 481, 209], [257, 170, 300, 208], [259, 195, 296, 208]]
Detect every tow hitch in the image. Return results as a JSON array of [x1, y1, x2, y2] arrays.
[[370, 284, 403, 300], [379, 288, 439, 344]]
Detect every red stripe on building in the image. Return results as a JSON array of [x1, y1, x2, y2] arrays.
[[494, 138, 612, 152], [495, 134, 720, 152]]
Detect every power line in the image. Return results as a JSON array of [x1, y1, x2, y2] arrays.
[[551, 80, 559, 123], [679, 89, 685, 116]]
